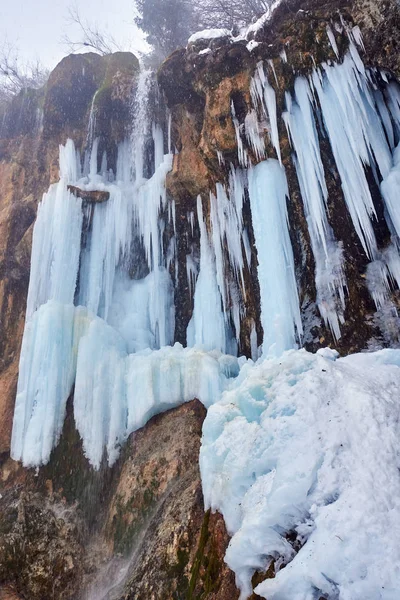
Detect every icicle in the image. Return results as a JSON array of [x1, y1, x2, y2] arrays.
[[187, 197, 228, 353], [374, 88, 395, 150], [116, 139, 132, 184], [188, 211, 195, 235], [250, 320, 258, 362], [78, 179, 133, 321], [250, 62, 282, 164], [366, 260, 392, 310], [244, 110, 265, 161], [100, 151, 108, 177], [385, 80, 400, 136], [167, 110, 172, 154], [381, 144, 400, 238], [231, 101, 248, 166], [311, 50, 392, 257], [152, 122, 164, 169], [248, 159, 302, 356], [186, 251, 198, 300], [11, 302, 93, 466], [268, 59, 278, 86], [132, 68, 152, 181], [89, 137, 99, 181], [284, 76, 347, 339], [326, 25, 339, 59], [26, 143, 83, 319]]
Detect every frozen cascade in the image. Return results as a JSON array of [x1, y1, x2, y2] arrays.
[[74, 323, 240, 468], [77, 180, 133, 321], [12, 77, 244, 466], [209, 168, 248, 342], [25, 176, 83, 319], [11, 63, 181, 464], [248, 160, 302, 356], [11, 302, 93, 466], [284, 77, 346, 340]]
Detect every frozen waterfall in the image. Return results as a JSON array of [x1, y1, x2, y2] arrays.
[[9, 31, 400, 600]]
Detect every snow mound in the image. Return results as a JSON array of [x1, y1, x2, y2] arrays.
[[201, 348, 400, 599]]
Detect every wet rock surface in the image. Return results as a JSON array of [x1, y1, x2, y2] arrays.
[[0, 401, 240, 600]]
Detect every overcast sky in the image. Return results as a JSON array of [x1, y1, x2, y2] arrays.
[[0, 0, 149, 71]]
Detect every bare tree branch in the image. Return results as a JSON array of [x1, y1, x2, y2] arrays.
[[0, 42, 49, 103], [62, 5, 122, 56]]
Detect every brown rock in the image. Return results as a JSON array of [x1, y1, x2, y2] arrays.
[[67, 185, 110, 203]]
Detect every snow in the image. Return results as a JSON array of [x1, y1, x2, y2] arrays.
[[246, 40, 259, 52], [245, 0, 283, 38], [201, 348, 400, 600], [188, 28, 230, 44]]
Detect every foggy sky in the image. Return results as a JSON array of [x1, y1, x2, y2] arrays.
[[0, 0, 149, 71]]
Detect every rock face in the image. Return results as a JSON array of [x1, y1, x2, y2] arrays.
[[0, 1, 400, 598], [0, 401, 237, 600]]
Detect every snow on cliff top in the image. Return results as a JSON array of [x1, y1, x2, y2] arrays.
[[188, 28, 231, 44], [245, 0, 283, 37], [187, 0, 283, 46]]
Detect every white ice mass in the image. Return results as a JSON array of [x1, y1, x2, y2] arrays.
[[201, 348, 400, 600], [10, 26, 400, 600]]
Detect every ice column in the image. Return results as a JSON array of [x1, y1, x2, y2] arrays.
[[187, 196, 229, 353], [248, 159, 302, 356], [209, 168, 248, 342]]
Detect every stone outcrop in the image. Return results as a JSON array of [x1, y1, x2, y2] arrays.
[[0, 401, 238, 600], [67, 185, 110, 203]]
